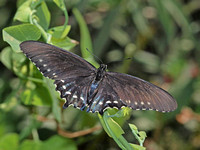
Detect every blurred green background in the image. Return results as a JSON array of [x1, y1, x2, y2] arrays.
[[0, 0, 200, 150]]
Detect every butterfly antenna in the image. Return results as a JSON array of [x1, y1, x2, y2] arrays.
[[107, 57, 133, 65], [86, 48, 103, 64]]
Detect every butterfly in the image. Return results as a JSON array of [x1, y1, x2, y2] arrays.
[[20, 41, 177, 114]]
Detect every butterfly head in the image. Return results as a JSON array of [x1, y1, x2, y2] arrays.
[[100, 64, 107, 71], [95, 64, 107, 81]]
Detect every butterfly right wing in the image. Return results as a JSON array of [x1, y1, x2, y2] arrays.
[[20, 41, 98, 110], [20, 41, 96, 80], [54, 75, 96, 110]]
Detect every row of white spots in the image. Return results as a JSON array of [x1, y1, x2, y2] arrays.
[[124, 100, 151, 106], [37, 59, 57, 78]]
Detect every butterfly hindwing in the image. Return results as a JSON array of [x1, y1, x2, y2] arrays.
[[54, 75, 95, 110]]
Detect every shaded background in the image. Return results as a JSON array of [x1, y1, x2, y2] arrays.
[[0, 0, 200, 149]]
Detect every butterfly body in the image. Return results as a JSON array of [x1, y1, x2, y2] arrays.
[[20, 41, 177, 114]]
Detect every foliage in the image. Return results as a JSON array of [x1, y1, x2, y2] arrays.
[[0, 0, 200, 149]]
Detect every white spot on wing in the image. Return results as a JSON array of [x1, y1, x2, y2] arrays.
[[62, 85, 66, 89], [106, 101, 111, 104], [147, 102, 151, 105], [141, 101, 144, 105], [135, 102, 138, 105], [73, 95, 77, 98], [43, 64, 47, 67], [39, 59, 43, 62], [99, 101, 103, 105], [47, 68, 51, 72], [61, 80, 65, 83], [113, 101, 118, 104], [65, 91, 71, 95]]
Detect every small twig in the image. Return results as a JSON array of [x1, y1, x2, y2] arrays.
[[57, 125, 102, 138], [36, 115, 102, 138], [36, 115, 55, 122]]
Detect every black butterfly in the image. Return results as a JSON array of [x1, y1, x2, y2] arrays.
[[20, 41, 177, 114]]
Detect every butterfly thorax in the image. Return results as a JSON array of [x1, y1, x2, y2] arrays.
[[88, 64, 107, 98]]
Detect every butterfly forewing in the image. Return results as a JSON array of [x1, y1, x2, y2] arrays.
[[105, 72, 177, 112], [20, 41, 96, 80]]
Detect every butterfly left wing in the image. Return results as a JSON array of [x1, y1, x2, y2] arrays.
[[87, 72, 177, 114], [20, 41, 96, 80], [105, 72, 177, 113]]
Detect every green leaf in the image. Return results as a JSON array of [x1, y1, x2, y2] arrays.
[[130, 143, 146, 150], [72, 8, 92, 59], [129, 123, 147, 147], [45, 78, 61, 123], [104, 113, 124, 138], [41, 135, 77, 150], [0, 133, 19, 150], [73, 8, 99, 68], [93, 6, 119, 57], [0, 47, 13, 70], [20, 89, 33, 105], [35, 1, 50, 30], [18, 140, 41, 150], [49, 25, 71, 39], [14, 0, 32, 22], [0, 46, 26, 73], [98, 113, 112, 137], [152, 0, 175, 42], [138, 131, 147, 141], [3, 24, 41, 52], [33, 84, 52, 106], [53, 0, 66, 11], [53, 0, 69, 34], [51, 37, 78, 50], [129, 124, 138, 132], [20, 84, 52, 106]]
